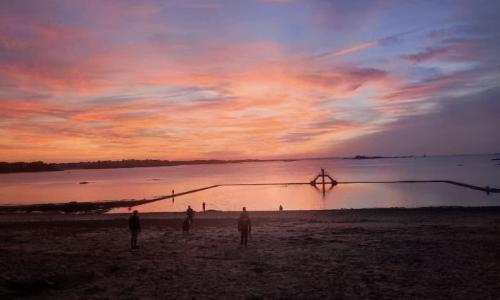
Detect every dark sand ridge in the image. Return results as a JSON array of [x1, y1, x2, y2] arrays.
[[1, 207, 500, 299], [1, 179, 498, 213]]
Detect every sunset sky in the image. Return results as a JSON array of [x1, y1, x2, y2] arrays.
[[1, 0, 499, 162]]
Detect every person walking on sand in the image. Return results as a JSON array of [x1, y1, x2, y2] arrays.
[[129, 210, 141, 250], [186, 205, 194, 225], [238, 207, 251, 248]]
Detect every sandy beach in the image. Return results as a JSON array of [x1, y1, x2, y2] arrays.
[[1, 207, 500, 299]]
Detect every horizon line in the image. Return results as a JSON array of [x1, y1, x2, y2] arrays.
[[1, 152, 498, 165]]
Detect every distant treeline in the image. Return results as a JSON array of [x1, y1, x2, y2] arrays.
[[0, 161, 60, 173], [3, 154, 490, 173], [0, 159, 270, 173]]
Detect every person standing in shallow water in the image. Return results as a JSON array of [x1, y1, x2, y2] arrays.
[[238, 207, 251, 248], [129, 210, 141, 250]]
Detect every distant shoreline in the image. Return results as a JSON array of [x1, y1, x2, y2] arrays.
[[0, 155, 430, 174], [0, 158, 296, 174], [1, 153, 498, 174]]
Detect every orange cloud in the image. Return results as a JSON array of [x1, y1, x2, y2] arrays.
[[0, 1, 454, 162], [0, 36, 397, 162]]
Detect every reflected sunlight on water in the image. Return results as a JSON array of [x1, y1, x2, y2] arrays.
[[109, 182, 500, 213], [1, 155, 499, 211]]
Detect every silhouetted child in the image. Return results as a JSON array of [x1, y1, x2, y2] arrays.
[[186, 205, 194, 225], [279, 205, 283, 211], [238, 207, 251, 248], [128, 210, 141, 249], [202, 202, 206, 212]]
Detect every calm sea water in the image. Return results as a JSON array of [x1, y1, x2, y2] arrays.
[[0, 155, 499, 212]]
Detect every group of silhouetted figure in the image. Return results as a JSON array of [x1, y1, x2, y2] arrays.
[[128, 204, 272, 250]]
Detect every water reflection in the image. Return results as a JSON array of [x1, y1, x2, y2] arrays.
[[109, 182, 500, 213], [1, 155, 499, 210]]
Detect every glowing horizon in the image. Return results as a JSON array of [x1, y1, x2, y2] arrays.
[[1, 0, 500, 162]]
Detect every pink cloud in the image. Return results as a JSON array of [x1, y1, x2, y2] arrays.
[[313, 41, 379, 59], [401, 43, 479, 63], [0, 35, 399, 161], [1, 0, 496, 161]]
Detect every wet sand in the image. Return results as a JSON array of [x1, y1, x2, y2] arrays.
[[1, 207, 500, 299]]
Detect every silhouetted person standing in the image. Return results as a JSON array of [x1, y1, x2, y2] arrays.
[[187, 205, 194, 225], [202, 202, 206, 212], [279, 205, 283, 211], [182, 217, 190, 232], [129, 210, 141, 250], [238, 207, 251, 248]]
